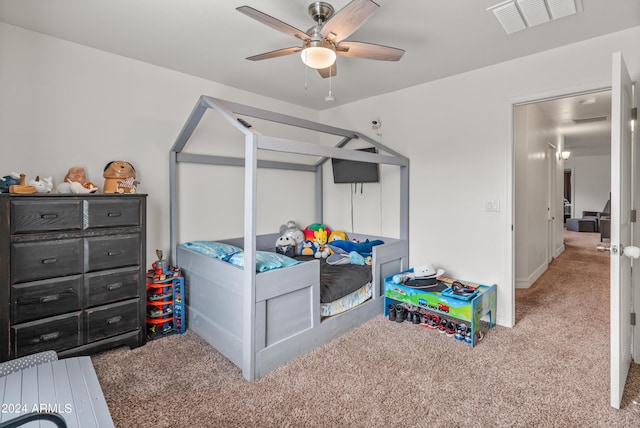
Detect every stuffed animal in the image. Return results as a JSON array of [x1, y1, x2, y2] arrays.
[[328, 230, 348, 243], [275, 235, 296, 258], [312, 228, 331, 259], [327, 230, 348, 255], [300, 240, 317, 256], [103, 160, 137, 194], [303, 223, 331, 241], [279, 220, 305, 255], [303, 223, 332, 259]]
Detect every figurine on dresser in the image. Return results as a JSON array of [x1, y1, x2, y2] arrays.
[[103, 161, 139, 194], [28, 176, 54, 193], [0, 173, 20, 193], [57, 166, 98, 194]]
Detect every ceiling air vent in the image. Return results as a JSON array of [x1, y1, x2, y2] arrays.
[[572, 116, 608, 124], [547, 0, 578, 19], [517, 0, 550, 27], [490, 2, 526, 34], [488, 0, 581, 34]]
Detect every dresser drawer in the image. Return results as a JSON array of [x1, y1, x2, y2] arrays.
[[11, 275, 83, 324], [85, 299, 140, 343], [11, 200, 83, 234], [11, 239, 84, 283], [85, 199, 141, 229], [11, 312, 82, 358], [86, 234, 140, 272], [85, 267, 140, 307]]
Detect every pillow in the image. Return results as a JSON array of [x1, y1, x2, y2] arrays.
[[225, 250, 300, 272], [179, 241, 242, 260]]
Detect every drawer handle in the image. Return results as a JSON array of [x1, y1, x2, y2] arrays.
[[107, 282, 123, 291], [40, 332, 60, 342], [107, 250, 122, 257], [106, 316, 122, 325], [40, 213, 58, 219], [107, 212, 122, 217], [41, 258, 58, 264], [40, 294, 60, 303]]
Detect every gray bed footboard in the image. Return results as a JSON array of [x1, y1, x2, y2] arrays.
[[177, 234, 407, 380]]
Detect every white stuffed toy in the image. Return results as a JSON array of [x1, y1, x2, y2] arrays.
[[279, 220, 305, 255], [275, 235, 296, 258]]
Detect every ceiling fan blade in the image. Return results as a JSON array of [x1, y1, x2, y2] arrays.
[[237, 6, 310, 41], [317, 63, 337, 79], [320, 0, 379, 43], [336, 41, 405, 61], [247, 47, 302, 61]]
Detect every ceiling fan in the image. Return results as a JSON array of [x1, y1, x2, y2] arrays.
[[237, 0, 405, 78]]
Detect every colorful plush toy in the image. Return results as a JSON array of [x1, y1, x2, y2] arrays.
[[312, 228, 331, 259], [300, 240, 317, 256], [304, 223, 331, 241], [328, 230, 348, 243], [327, 230, 348, 256]]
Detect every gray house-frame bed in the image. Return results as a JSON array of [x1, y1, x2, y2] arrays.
[[169, 96, 409, 381]]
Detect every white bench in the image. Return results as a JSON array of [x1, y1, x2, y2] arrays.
[[0, 355, 114, 428]]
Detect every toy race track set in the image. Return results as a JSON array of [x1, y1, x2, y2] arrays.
[[146, 250, 186, 340], [384, 268, 497, 347]]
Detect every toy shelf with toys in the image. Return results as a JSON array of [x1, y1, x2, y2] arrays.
[[146, 250, 186, 340], [384, 270, 496, 348]]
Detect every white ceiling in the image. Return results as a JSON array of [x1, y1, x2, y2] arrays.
[[0, 1, 636, 156], [1, 0, 639, 112], [529, 89, 612, 157]]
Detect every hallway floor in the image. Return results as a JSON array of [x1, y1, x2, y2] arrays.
[[516, 227, 640, 411]]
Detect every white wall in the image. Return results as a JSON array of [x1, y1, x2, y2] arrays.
[[564, 155, 612, 217], [0, 22, 321, 263], [514, 103, 561, 288], [2, 20, 638, 328], [320, 26, 640, 327]]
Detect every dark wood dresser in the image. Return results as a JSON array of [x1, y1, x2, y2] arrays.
[[0, 193, 147, 361]]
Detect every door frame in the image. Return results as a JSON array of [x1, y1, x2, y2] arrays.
[[547, 142, 557, 263], [506, 80, 611, 327]]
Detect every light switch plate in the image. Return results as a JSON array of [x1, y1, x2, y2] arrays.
[[486, 199, 500, 212]]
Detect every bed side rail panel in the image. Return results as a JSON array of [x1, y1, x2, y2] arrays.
[[371, 239, 409, 297], [254, 260, 320, 351]]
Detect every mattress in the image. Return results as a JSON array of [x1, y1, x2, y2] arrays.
[[320, 281, 372, 317], [295, 255, 373, 303]]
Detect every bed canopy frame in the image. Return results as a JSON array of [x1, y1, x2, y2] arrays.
[[169, 96, 409, 380], [170, 96, 409, 260]]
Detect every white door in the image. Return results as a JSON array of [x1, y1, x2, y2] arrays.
[[610, 51, 635, 409]]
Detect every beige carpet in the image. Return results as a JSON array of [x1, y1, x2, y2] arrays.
[[92, 230, 640, 427]]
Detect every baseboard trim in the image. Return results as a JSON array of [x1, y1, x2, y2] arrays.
[[515, 261, 549, 289]]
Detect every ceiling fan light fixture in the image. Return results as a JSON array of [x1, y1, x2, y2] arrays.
[[301, 44, 336, 69]]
